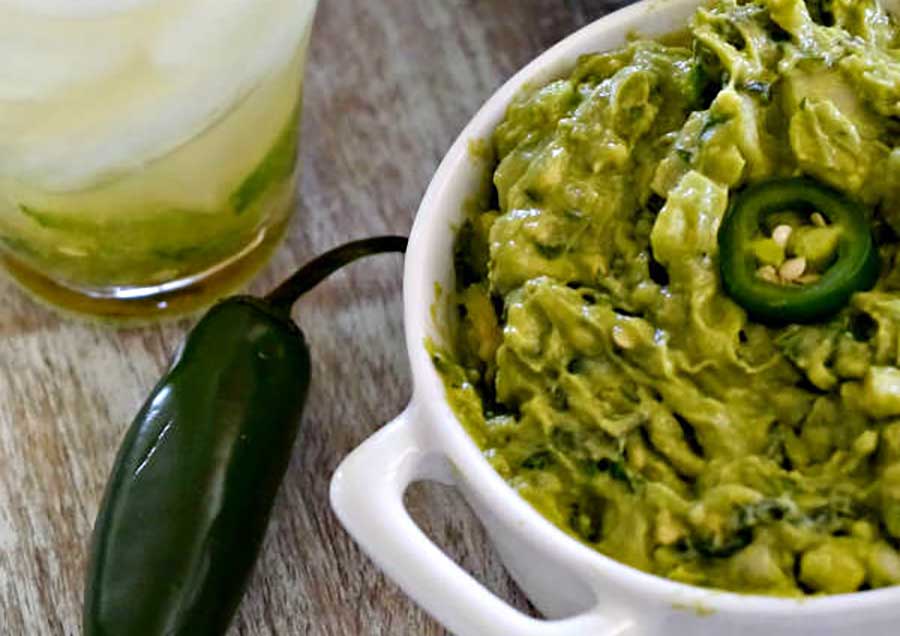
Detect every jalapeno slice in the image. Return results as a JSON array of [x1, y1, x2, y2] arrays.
[[718, 177, 879, 324]]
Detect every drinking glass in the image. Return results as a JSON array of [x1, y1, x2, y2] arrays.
[[0, 0, 319, 320]]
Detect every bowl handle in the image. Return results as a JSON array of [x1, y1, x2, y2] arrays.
[[330, 408, 632, 636]]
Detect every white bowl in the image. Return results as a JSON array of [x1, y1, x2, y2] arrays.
[[330, 1, 900, 633]]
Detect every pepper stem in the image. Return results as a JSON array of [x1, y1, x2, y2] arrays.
[[265, 236, 408, 313]]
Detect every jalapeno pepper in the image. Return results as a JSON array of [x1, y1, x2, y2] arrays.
[[718, 178, 879, 323], [83, 236, 407, 636]]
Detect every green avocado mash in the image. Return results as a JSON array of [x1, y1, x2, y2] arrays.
[[435, 0, 900, 595]]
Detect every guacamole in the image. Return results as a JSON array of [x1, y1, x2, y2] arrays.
[[435, 0, 900, 595]]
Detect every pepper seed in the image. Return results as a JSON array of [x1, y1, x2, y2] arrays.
[[772, 224, 793, 247], [757, 265, 779, 283], [779, 256, 807, 281], [811, 212, 827, 227]]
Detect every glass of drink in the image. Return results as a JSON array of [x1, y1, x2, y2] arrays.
[[0, 0, 319, 321]]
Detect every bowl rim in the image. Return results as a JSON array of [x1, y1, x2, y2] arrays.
[[402, 0, 900, 617]]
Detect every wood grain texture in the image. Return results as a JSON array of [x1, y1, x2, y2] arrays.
[[0, 1, 632, 634]]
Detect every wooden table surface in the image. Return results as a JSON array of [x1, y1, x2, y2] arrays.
[[0, 2, 628, 633]]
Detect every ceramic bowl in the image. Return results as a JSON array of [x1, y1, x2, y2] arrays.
[[331, 1, 900, 633]]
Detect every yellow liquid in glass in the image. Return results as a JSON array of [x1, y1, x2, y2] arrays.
[[0, 1, 316, 322]]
